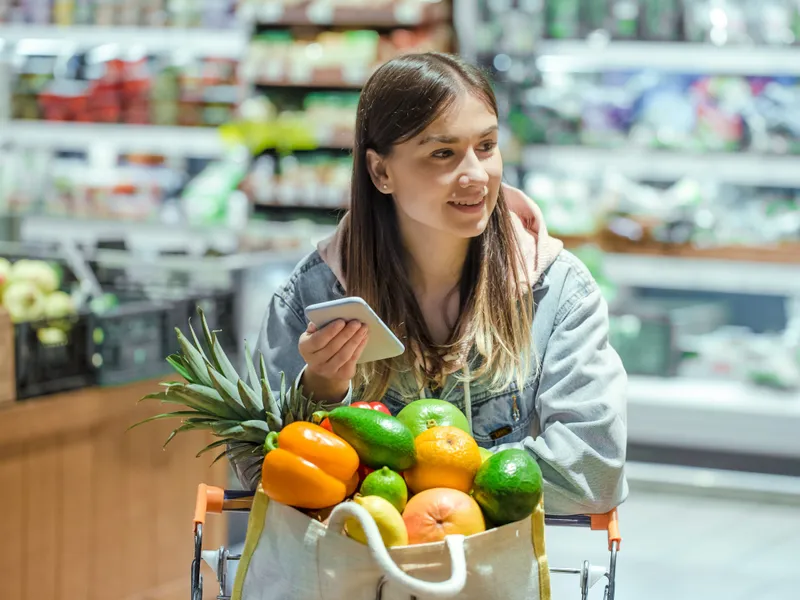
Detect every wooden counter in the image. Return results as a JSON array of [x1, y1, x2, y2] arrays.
[[0, 379, 229, 600]]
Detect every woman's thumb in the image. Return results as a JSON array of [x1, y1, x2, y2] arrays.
[[306, 322, 317, 334]]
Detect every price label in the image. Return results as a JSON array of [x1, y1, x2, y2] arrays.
[[258, 1, 285, 23], [394, 1, 422, 25], [306, 1, 334, 25]]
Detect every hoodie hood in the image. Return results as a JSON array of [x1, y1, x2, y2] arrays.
[[316, 183, 564, 291]]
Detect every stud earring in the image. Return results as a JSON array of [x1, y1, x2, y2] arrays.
[[382, 184, 387, 190]]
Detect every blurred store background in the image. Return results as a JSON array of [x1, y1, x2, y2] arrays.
[[0, 1, 798, 599]]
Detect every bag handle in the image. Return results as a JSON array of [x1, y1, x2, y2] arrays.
[[327, 502, 468, 598]]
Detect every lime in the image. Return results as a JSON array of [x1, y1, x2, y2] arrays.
[[478, 447, 493, 464], [360, 466, 408, 512]]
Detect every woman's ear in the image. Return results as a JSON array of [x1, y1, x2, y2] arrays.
[[365, 149, 392, 194]]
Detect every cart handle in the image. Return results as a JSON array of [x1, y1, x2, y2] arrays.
[[591, 509, 621, 551], [193, 485, 255, 528]]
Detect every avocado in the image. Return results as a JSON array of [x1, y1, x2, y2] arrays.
[[327, 406, 417, 471], [471, 448, 542, 526]]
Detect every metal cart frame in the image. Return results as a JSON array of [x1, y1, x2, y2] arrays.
[[191, 484, 621, 600]]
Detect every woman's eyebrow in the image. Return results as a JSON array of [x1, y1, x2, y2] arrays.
[[418, 126, 499, 146]]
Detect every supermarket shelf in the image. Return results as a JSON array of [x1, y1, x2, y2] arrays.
[[0, 121, 227, 157], [240, 0, 450, 27], [522, 145, 800, 188], [0, 25, 246, 58], [602, 253, 800, 297], [535, 40, 800, 76], [628, 376, 800, 459]]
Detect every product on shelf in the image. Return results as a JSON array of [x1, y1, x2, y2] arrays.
[[243, 25, 452, 87], [522, 169, 800, 260], [503, 70, 800, 155], [9, 41, 240, 126], [0, 0, 239, 27], [244, 152, 351, 209], [239, 0, 450, 27], [476, 0, 800, 46]]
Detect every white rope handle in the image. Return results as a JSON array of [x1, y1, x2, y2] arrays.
[[327, 502, 468, 598]]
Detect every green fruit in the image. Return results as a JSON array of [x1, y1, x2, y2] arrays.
[[396, 399, 470, 438], [328, 406, 416, 471], [360, 466, 408, 512], [471, 448, 543, 526], [478, 447, 493, 464]]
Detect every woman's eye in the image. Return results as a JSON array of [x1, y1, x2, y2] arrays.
[[431, 149, 454, 159], [479, 141, 497, 152]]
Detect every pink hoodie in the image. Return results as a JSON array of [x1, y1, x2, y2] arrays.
[[316, 183, 564, 290]]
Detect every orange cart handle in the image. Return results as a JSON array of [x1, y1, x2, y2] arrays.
[[590, 508, 622, 551], [193, 483, 225, 528]]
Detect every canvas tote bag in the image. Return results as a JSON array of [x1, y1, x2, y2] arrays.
[[230, 485, 551, 600]]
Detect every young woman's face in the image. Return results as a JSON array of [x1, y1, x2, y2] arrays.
[[370, 92, 502, 240]]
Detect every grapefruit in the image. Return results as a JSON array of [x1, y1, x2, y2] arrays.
[[396, 399, 470, 438], [404, 426, 482, 494], [402, 488, 486, 545]]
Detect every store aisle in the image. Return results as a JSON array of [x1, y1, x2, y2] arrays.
[[546, 488, 800, 600]]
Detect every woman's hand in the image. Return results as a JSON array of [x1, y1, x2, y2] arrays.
[[298, 320, 369, 402]]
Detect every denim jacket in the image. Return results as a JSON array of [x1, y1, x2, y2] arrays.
[[234, 187, 629, 515]]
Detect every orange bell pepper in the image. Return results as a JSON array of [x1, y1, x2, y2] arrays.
[[261, 421, 360, 509]]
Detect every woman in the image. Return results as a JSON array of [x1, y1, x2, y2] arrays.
[[243, 52, 627, 515]]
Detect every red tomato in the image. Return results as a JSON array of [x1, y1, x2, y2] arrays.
[[320, 418, 333, 432]]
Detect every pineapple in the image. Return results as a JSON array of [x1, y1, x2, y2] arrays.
[[132, 306, 324, 485]]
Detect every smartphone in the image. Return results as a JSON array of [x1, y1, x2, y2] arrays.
[[304, 297, 405, 364]]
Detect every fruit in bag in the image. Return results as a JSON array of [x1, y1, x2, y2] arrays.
[[471, 448, 543, 526], [360, 466, 408, 512], [322, 406, 416, 471], [396, 399, 470, 438], [260, 421, 360, 509], [402, 487, 486, 545], [404, 426, 482, 494], [345, 495, 408, 548]]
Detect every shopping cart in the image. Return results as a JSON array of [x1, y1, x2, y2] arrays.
[[191, 484, 621, 600]]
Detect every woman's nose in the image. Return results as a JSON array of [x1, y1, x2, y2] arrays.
[[459, 152, 489, 186]]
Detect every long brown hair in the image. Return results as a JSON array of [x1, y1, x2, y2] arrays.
[[341, 52, 535, 400]]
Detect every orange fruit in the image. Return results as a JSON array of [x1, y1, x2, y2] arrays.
[[403, 487, 486, 545], [403, 426, 482, 494]]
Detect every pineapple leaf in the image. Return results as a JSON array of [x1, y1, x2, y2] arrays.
[[280, 371, 287, 408], [226, 443, 264, 469], [162, 422, 199, 449], [127, 410, 202, 431], [207, 366, 250, 419], [170, 387, 241, 420], [196, 439, 230, 458], [264, 411, 282, 431], [243, 340, 262, 403], [211, 334, 240, 387], [259, 353, 283, 429], [188, 318, 210, 363], [210, 449, 231, 467], [166, 354, 193, 382], [183, 383, 225, 403], [198, 307, 216, 358], [238, 380, 265, 420], [176, 328, 214, 387], [240, 420, 270, 434]]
